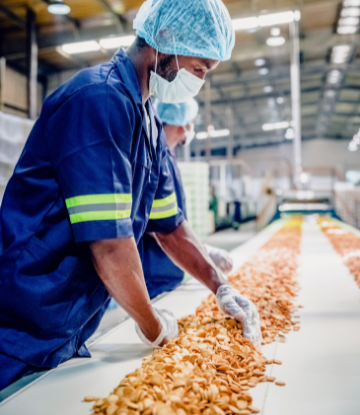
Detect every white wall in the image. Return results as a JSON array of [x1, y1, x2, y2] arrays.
[[235, 139, 360, 178], [302, 139, 359, 173]]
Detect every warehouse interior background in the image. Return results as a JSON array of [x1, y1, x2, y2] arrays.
[[1, 0, 360, 243]]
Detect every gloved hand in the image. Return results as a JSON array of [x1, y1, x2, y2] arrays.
[[216, 285, 262, 347], [135, 308, 179, 348], [205, 244, 233, 274]]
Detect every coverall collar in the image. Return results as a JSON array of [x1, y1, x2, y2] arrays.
[[112, 48, 143, 106], [113, 48, 160, 162]]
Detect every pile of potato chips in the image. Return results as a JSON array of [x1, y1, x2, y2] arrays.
[[86, 218, 303, 415], [318, 217, 360, 286]]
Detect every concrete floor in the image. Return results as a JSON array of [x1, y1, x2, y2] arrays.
[[204, 220, 258, 251]]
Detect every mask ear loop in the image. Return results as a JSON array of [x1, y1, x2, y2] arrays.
[[155, 50, 158, 73], [173, 35, 180, 71]]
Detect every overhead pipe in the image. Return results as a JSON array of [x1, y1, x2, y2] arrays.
[[290, 13, 303, 188]]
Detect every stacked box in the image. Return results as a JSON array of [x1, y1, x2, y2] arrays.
[[177, 162, 210, 241]]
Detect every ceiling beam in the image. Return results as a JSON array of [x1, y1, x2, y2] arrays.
[[229, 136, 332, 153], [95, 0, 127, 31], [2, 23, 133, 61], [198, 84, 360, 107], [0, 4, 25, 28], [198, 86, 321, 107]]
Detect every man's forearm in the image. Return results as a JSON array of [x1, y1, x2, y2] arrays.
[[153, 221, 227, 294], [89, 237, 161, 342]]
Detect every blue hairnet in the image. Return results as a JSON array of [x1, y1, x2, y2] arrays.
[[155, 99, 199, 126], [133, 0, 235, 61]]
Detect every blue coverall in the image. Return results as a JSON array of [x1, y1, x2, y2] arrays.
[[0, 49, 184, 390], [143, 131, 187, 299]]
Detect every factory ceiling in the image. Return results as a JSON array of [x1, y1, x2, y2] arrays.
[[1, 0, 360, 154]]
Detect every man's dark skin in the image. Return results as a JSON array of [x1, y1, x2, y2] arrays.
[[163, 122, 191, 150], [90, 38, 226, 345]]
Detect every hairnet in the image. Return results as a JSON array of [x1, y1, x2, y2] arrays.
[[133, 0, 235, 61], [155, 99, 199, 126]]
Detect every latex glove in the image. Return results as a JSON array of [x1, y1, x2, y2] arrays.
[[216, 284, 262, 347], [135, 308, 179, 348], [205, 244, 233, 274]]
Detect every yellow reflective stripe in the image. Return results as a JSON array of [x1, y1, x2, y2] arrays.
[[65, 194, 132, 224], [150, 192, 178, 220], [151, 192, 176, 208], [149, 206, 178, 220], [69, 210, 131, 224], [65, 193, 132, 208]]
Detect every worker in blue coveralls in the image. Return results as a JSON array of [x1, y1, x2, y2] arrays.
[[143, 99, 234, 299], [0, 0, 262, 391]]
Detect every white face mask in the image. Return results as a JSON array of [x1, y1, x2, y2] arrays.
[[184, 123, 195, 146], [149, 50, 205, 103]]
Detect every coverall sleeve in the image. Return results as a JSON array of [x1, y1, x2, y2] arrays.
[[145, 147, 185, 234], [46, 83, 135, 243]]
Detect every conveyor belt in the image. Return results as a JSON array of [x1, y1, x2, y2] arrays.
[[1, 218, 360, 415]]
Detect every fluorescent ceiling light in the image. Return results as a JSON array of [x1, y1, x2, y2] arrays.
[[327, 69, 342, 84], [344, 0, 360, 6], [325, 89, 336, 97], [255, 58, 266, 66], [332, 44, 351, 53], [294, 10, 301, 21], [328, 69, 342, 77], [327, 76, 341, 84], [196, 132, 208, 140], [232, 10, 300, 31], [338, 16, 359, 25], [300, 172, 310, 184], [99, 35, 136, 49], [196, 129, 230, 139], [258, 11, 296, 26], [259, 67, 269, 75], [341, 7, 360, 16], [262, 121, 290, 131], [348, 141, 358, 151], [263, 85, 273, 93], [270, 27, 281, 36], [331, 44, 351, 64], [332, 56, 347, 64], [48, 3, 70, 15], [266, 36, 285, 46], [211, 129, 230, 138], [62, 41, 100, 54], [337, 25, 358, 33], [277, 97, 284, 104], [232, 17, 258, 31]]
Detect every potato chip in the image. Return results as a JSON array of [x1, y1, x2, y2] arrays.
[[85, 219, 302, 415]]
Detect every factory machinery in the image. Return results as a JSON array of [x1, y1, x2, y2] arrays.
[[1, 215, 360, 414]]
